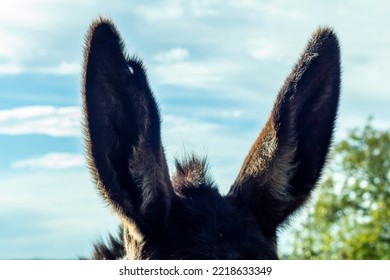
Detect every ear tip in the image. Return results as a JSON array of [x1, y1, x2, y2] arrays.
[[91, 16, 113, 25], [304, 26, 340, 61], [87, 16, 120, 41], [83, 17, 126, 67], [313, 26, 338, 39]]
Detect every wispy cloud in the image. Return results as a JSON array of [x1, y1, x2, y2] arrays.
[[163, 114, 219, 134], [0, 0, 90, 76], [134, 0, 218, 21], [11, 153, 84, 170], [0, 106, 81, 137], [35, 61, 81, 75], [135, 2, 183, 21], [153, 47, 189, 63], [248, 38, 295, 62], [0, 63, 22, 75], [152, 60, 229, 88], [0, 61, 81, 75], [151, 48, 237, 89]]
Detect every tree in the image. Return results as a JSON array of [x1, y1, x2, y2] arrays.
[[290, 120, 390, 259]]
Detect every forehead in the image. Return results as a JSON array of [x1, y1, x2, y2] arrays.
[[177, 186, 254, 236], [168, 186, 276, 259]]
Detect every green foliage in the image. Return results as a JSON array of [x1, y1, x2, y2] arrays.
[[290, 120, 390, 259]]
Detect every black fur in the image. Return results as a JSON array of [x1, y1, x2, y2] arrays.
[[82, 17, 341, 259]]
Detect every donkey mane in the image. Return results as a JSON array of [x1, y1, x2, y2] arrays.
[[82, 17, 340, 259]]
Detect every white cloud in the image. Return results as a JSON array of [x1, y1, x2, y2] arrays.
[[151, 60, 235, 89], [11, 153, 84, 170], [134, 0, 218, 21], [0, 0, 89, 76], [220, 110, 243, 119], [0, 61, 81, 75], [163, 114, 219, 134], [36, 61, 81, 75], [1, 0, 56, 27], [0, 1, 59, 70], [189, 1, 218, 17], [230, 0, 306, 21], [151, 47, 239, 89], [135, 2, 183, 21], [153, 48, 189, 63], [0, 63, 23, 74], [0, 106, 81, 137], [249, 38, 295, 62]]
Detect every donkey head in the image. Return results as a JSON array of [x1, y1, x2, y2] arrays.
[[82, 18, 340, 259]]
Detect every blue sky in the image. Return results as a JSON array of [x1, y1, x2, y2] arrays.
[[0, 0, 389, 259]]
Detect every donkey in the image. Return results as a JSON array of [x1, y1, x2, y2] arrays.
[[82, 18, 340, 259]]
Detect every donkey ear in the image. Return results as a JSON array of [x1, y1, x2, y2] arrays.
[[82, 18, 173, 240], [228, 27, 340, 235]]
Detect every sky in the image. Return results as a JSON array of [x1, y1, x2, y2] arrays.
[[0, 0, 389, 259]]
